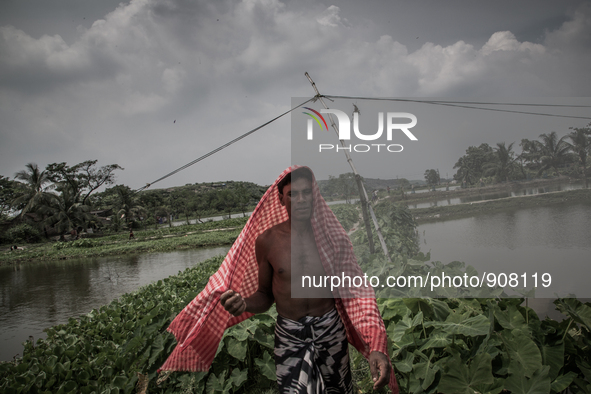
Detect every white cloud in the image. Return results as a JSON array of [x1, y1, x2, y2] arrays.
[[316, 5, 348, 28]]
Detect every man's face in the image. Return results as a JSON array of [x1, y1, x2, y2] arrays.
[[280, 177, 313, 221]]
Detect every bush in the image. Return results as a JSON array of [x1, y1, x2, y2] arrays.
[[3, 223, 41, 244]]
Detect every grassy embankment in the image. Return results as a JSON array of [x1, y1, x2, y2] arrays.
[[0, 217, 249, 266], [409, 187, 591, 223]]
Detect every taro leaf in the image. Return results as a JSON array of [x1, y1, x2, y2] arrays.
[[413, 358, 438, 390], [391, 332, 417, 356], [230, 368, 248, 388], [255, 351, 277, 381], [226, 337, 248, 362], [438, 352, 493, 394], [147, 334, 165, 368], [390, 315, 413, 342], [394, 352, 414, 373], [473, 377, 505, 394], [505, 365, 551, 394], [550, 371, 577, 393], [419, 330, 452, 351], [253, 314, 276, 327], [411, 311, 424, 328], [430, 299, 451, 321], [210, 338, 225, 360], [403, 299, 433, 316], [379, 299, 409, 321], [430, 314, 490, 337], [226, 324, 249, 342], [576, 360, 591, 384], [494, 305, 528, 331], [112, 375, 128, 389], [240, 319, 260, 335], [253, 328, 274, 349], [504, 331, 543, 378], [205, 371, 226, 394], [555, 298, 591, 331], [539, 341, 564, 381]]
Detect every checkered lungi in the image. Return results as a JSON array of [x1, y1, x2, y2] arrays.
[[274, 308, 353, 394]]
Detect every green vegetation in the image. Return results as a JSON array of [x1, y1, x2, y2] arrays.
[[0, 160, 265, 246], [0, 218, 248, 265], [2, 201, 590, 393], [452, 124, 591, 187]]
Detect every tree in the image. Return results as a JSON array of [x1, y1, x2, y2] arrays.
[[12, 163, 54, 218], [567, 124, 591, 179], [537, 131, 571, 176], [235, 183, 253, 217], [45, 160, 123, 205], [519, 138, 543, 173], [325, 173, 357, 203], [424, 169, 440, 187], [111, 185, 146, 228], [0, 175, 18, 219], [483, 142, 518, 183], [39, 184, 94, 236], [453, 144, 493, 185]]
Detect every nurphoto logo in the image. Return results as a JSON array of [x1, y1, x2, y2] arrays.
[[303, 107, 418, 153]]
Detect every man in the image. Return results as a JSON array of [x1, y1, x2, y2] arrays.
[[160, 167, 397, 393], [221, 167, 394, 393]]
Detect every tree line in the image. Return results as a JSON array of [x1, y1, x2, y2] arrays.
[[0, 161, 266, 243], [430, 124, 591, 186]]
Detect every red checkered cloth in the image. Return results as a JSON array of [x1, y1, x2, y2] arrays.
[[159, 166, 398, 394]]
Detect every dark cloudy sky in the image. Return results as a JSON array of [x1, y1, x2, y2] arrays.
[[2, 0, 591, 188]]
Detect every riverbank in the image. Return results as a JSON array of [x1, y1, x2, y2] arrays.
[[390, 175, 583, 204], [412, 187, 591, 223], [0, 217, 248, 266]]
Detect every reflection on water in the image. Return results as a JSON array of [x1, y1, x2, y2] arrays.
[[0, 246, 230, 361]]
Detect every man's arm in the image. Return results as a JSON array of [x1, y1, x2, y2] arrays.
[[221, 233, 275, 316], [369, 351, 391, 390]]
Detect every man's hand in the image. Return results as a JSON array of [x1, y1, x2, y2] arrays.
[[369, 351, 391, 390], [220, 290, 247, 316]]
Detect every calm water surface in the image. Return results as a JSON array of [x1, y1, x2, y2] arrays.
[[418, 203, 591, 316], [0, 246, 230, 361]]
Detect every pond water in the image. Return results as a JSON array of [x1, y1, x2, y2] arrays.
[[0, 246, 230, 361], [408, 181, 586, 209], [417, 202, 591, 318]]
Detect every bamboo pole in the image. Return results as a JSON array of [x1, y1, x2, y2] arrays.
[[304, 72, 391, 261]]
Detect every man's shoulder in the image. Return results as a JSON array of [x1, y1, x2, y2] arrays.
[[256, 221, 289, 243]]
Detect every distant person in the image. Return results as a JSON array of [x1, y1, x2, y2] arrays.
[[70, 228, 78, 240], [387, 186, 390, 195], [129, 229, 135, 240]]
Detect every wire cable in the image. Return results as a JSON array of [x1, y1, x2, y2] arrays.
[[135, 96, 315, 192], [322, 95, 591, 120]]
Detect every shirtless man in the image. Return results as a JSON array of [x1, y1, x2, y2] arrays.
[[220, 168, 391, 392]]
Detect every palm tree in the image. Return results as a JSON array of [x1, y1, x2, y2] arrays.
[[537, 132, 571, 176], [113, 185, 146, 228], [453, 157, 474, 185], [483, 142, 518, 183], [39, 185, 94, 236], [12, 163, 53, 218], [567, 127, 591, 179]]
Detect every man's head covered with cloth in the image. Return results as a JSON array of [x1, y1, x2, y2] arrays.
[[160, 166, 398, 393]]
